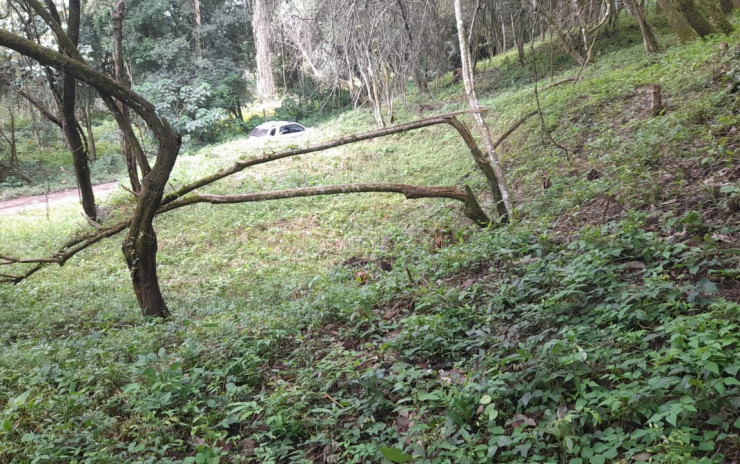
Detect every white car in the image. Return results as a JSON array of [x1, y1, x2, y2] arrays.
[[250, 121, 307, 138]]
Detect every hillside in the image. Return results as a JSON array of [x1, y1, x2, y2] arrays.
[[1, 17, 740, 464]]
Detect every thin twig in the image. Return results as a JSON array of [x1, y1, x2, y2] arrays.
[[529, 22, 570, 160]]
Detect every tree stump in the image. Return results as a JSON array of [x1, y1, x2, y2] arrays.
[[649, 84, 663, 117]]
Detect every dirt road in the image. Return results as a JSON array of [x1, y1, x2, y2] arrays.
[[0, 182, 120, 215]]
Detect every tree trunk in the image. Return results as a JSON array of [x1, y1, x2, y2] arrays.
[[18, 90, 63, 128], [658, 0, 717, 39], [396, 0, 428, 93], [454, 0, 511, 221], [0, 113, 20, 168], [2, 109, 500, 286], [0, 13, 181, 317], [164, 183, 490, 227], [512, 13, 525, 64], [112, 0, 142, 193], [64, 0, 97, 220], [192, 0, 203, 58], [649, 84, 663, 116], [696, 0, 734, 33], [720, 0, 734, 12], [10, 114, 17, 168], [122, 128, 181, 318], [253, 0, 276, 99], [83, 98, 97, 162], [25, 92, 43, 148], [625, 0, 661, 53]]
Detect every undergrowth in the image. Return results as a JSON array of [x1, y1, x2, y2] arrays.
[[1, 12, 740, 464]]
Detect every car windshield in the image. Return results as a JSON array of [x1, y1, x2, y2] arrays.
[[250, 127, 269, 137]]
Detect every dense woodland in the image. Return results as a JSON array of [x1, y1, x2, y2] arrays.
[[1, 0, 740, 462]]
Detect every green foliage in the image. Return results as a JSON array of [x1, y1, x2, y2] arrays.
[[2, 11, 740, 464], [274, 88, 353, 124], [0, 175, 22, 188], [138, 79, 226, 144]]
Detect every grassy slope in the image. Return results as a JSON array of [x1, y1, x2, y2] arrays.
[[1, 17, 740, 464]]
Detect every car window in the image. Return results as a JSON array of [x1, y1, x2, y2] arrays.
[[250, 128, 268, 137], [288, 124, 304, 133], [280, 126, 290, 135], [270, 128, 276, 136]]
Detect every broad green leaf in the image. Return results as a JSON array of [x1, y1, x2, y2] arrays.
[[705, 362, 720, 375], [378, 447, 412, 463], [417, 392, 441, 402], [697, 441, 714, 451], [9, 390, 31, 408], [590, 455, 606, 464]]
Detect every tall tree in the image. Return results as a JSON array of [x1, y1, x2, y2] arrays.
[[26, 0, 99, 220], [111, 0, 145, 192], [624, 0, 660, 53], [253, 0, 276, 99]]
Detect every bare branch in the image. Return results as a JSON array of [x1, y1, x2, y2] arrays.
[[162, 108, 489, 205], [0, 255, 58, 265], [0, 109, 497, 284], [541, 77, 578, 91], [17, 90, 63, 127]]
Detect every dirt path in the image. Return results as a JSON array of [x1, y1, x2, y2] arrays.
[[0, 182, 120, 215]]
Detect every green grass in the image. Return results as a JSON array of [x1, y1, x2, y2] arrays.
[[1, 14, 740, 464]]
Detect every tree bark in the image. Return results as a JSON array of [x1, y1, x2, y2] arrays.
[[0, 109, 501, 290], [625, 0, 661, 53], [649, 84, 663, 116], [0, 114, 18, 168], [1, 179, 489, 284], [253, 0, 276, 99], [192, 0, 203, 58], [161, 109, 495, 205], [10, 114, 17, 168], [719, 0, 734, 13], [696, 0, 734, 33], [658, 0, 717, 40], [63, 0, 97, 220], [112, 0, 142, 193], [396, 0, 428, 93], [83, 97, 97, 162], [18, 90, 63, 128], [161, 183, 490, 226], [454, 0, 511, 222], [122, 132, 180, 318]]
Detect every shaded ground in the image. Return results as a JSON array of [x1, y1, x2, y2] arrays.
[[0, 182, 119, 215]]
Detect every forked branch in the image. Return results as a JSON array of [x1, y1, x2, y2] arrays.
[[0, 109, 498, 284], [162, 109, 493, 205]]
